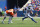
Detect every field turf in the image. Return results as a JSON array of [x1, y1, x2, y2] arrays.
[[0, 17, 40, 27]]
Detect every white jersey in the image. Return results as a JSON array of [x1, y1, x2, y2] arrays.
[[24, 6, 33, 18], [25, 6, 33, 13]]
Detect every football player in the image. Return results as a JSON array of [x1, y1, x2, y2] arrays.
[[2, 9, 15, 24], [22, 5, 37, 23]]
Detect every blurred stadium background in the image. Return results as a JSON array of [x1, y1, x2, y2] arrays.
[[0, 0, 40, 17]]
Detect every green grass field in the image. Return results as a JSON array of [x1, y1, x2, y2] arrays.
[[0, 17, 40, 27]]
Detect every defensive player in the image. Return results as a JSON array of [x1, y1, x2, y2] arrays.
[[22, 5, 37, 23], [2, 9, 14, 24]]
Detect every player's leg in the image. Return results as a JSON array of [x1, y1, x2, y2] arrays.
[[8, 16, 13, 24], [2, 12, 6, 24], [28, 14, 37, 23], [22, 14, 28, 21], [11, 16, 13, 23], [22, 17, 28, 21], [10, 16, 13, 23]]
